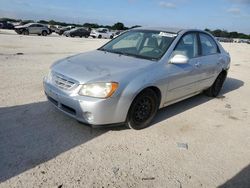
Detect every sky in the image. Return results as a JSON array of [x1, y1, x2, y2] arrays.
[[0, 0, 250, 34]]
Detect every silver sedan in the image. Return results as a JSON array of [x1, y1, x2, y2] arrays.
[[43, 27, 230, 129]]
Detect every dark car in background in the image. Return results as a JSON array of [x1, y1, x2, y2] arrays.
[[0, 21, 14, 29], [63, 28, 90, 38], [14, 23, 51, 36], [55, 26, 74, 35]]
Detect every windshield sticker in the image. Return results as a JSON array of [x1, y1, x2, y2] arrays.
[[159, 32, 177, 37]]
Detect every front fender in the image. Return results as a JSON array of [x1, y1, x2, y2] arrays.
[[111, 64, 167, 122]]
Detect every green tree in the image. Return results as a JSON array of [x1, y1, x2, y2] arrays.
[[112, 22, 125, 30]]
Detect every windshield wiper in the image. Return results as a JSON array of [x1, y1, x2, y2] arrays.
[[99, 49, 158, 61]]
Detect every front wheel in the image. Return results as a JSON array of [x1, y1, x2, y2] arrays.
[[204, 72, 227, 97], [23, 30, 29, 35], [126, 89, 159, 130]]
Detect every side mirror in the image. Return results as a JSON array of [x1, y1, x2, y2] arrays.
[[169, 54, 188, 64]]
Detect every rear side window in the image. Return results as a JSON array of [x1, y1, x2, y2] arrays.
[[199, 33, 219, 56]]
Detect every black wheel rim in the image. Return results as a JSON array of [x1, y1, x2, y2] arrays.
[[133, 97, 153, 123]]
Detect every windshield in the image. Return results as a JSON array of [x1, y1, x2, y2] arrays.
[[99, 30, 177, 60]]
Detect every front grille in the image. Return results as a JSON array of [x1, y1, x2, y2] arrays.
[[52, 73, 76, 90]]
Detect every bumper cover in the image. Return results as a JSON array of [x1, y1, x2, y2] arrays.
[[43, 77, 127, 126]]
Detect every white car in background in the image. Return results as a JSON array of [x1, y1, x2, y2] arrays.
[[90, 28, 114, 39]]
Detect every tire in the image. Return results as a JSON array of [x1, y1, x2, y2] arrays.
[[110, 35, 113, 39], [126, 89, 159, 130], [204, 72, 227, 97], [98, 35, 102, 39], [15, 29, 22, 34], [23, 30, 29, 35], [41, 30, 48, 36]]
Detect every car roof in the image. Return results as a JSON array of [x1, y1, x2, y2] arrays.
[[132, 27, 205, 34], [25, 23, 44, 26], [132, 27, 183, 33]]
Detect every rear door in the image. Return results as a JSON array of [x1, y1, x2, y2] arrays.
[[74, 29, 80, 36], [165, 32, 203, 103], [30, 24, 42, 34], [197, 32, 221, 90]]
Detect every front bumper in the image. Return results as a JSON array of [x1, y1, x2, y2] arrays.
[[43, 77, 126, 126], [90, 33, 98, 38]]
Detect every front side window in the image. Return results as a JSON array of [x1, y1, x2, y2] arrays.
[[172, 33, 198, 59], [199, 33, 218, 56], [99, 30, 177, 60]]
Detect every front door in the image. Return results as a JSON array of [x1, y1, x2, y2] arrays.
[[165, 32, 202, 104]]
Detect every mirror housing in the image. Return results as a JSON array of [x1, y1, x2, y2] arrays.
[[169, 54, 188, 64]]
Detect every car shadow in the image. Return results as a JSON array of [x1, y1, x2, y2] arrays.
[[0, 77, 243, 182], [152, 77, 244, 125], [0, 101, 125, 182], [218, 164, 250, 188]]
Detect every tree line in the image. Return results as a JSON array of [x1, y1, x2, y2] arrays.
[[1, 17, 249, 38], [205, 29, 250, 39], [0, 17, 140, 30]]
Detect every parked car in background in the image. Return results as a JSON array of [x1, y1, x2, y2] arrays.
[[44, 27, 230, 130], [113, 30, 125, 38], [216, 37, 233, 43], [14, 23, 51, 36], [90, 28, 114, 39], [48, 25, 58, 32], [0, 21, 14, 29], [63, 28, 90, 38], [55, 26, 73, 35]]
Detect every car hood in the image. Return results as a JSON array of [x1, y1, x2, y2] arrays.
[[51, 50, 154, 84]]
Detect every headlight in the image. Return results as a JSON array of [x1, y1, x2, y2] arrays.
[[78, 82, 118, 98]]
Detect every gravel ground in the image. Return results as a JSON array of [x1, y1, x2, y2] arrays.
[[0, 30, 250, 188]]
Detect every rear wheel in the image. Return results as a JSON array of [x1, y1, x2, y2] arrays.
[[204, 72, 227, 97], [41, 30, 48, 36], [98, 35, 102, 39], [126, 89, 159, 130]]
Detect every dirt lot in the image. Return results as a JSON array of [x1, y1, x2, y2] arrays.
[[0, 30, 250, 188]]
